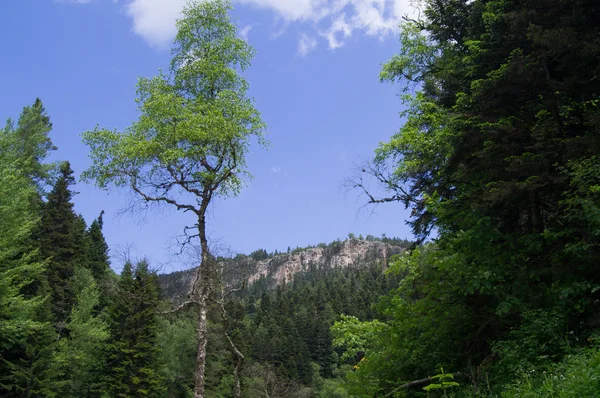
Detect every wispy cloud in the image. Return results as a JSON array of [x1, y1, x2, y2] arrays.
[[298, 33, 318, 57], [122, 0, 418, 51], [271, 166, 282, 173], [239, 24, 255, 41]]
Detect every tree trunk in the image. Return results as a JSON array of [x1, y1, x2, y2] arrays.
[[194, 293, 209, 398], [233, 357, 243, 398], [193, 211, 213, 398]]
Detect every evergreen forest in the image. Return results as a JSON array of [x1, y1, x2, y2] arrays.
[[1, 0, 600, 397]]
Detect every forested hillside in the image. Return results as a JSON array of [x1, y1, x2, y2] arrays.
[[2, 0, 600, 397], [159, 258, 404, 397], [158, 237, 408, 300]]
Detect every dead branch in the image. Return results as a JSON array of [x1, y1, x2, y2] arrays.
[[160, 300, 197, 315], [383, 372, 464, 397]]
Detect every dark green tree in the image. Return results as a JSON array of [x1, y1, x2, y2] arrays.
[[346, 0, 600, 393], [53, 268, 109, 397], [0, 101, 59, 397], [40, 161, 87, 324], [85, 211, 110, 282], [105, 261, 164, 397]]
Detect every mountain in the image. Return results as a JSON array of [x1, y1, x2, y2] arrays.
[[158, 238, 409, 301]]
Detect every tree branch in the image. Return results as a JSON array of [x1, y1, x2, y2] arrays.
[[160, 300, 197, 315], [130, 178, 199, 215], [383, 373, 464, 397]]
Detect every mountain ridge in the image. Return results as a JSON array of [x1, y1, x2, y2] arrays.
[[158, 238, 408, 300]]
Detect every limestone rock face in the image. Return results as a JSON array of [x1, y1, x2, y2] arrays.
[[158, 239, 406, 300], [247, 239, 401, 285]]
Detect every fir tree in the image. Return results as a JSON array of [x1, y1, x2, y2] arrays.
[[85, 211, 110, 282], [105, 260, 164, 397], [40, 161, 87, 324], [13, 98, 56, 189], [0, 102, 58, 397], [53, 267, 109, 398]]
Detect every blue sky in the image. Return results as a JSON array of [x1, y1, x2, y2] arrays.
[[1, 0, 415, 273]]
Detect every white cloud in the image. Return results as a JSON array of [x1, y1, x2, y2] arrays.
[[298, 33, 317, 57], [126, 0, 187, 48], [321, 14, 352, 49], [239, 24, 255, 41], [123, 0, 417, 50], [271, 166, 282, 173]]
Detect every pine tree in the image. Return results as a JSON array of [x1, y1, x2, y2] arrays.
[[0, 102, 58, 397], [105, 261, 164, 397], [85, 211, 110, 283], [13, 98, 56, 188], [40, 161, 87, 324], [53, 268, 109, 397]]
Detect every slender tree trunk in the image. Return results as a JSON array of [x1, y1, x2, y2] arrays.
[[193, 211, 213, 398], [194, 293, 209, 398], [233, 357, 243, 398]]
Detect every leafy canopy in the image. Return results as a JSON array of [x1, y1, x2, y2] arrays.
[[82, 0, 266, 211]]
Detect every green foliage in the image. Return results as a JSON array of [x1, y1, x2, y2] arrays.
[[317, 377, 349, 398], [0, 101, 58, 397], [158, 312, 196, 397], [422, 369, 460, 395], [85, 211, 110, 283], [53, 268, 109, 397], [502, 347, 600, 398], [10, 98, 57, 189], [81, 0, 266, 203], [351, 0, 600, 395], [331, 315, 387, 363], [105, 261, 165, 397], [40, 161, 88, 323]]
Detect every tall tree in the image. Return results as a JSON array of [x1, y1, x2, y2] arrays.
[[105, 261, 164, 397], [348, 0, 600, 393], [81, 1, 266, 396], [85, 211, 110, 282], [40, 161, 87, 324], [53, 267, 109, 398], [13, 98, 57, 189], [0, 103, 58, 396]]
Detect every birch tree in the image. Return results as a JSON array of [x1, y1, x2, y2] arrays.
[[82, 1, 266, 396]]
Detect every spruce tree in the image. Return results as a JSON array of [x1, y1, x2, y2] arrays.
[[85, 211, 110, 282], [13, 98, 56, 188], [0, 103, 58, 396], [53, 267, 109, 398], [105, 260, 164, 397], [40, 161, 87, 324]]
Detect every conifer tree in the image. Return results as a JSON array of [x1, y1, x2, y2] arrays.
[[105, 261, 164, 397], [53, 267, 109, 397], [13, 98, 56, 188], [85, 211, 110, 282], [0, 102, 58, 396], [40, 161, 87, 324]]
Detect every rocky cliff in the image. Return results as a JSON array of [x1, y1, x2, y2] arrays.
[[158, 238, 407, 300]]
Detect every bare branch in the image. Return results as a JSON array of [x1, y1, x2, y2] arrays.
[[160, 300, 197, 315], [342, 159, 415, 211], [223, 281, 246, 299], [383, 372, 464, 397], [130, 178, 199, 215]]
